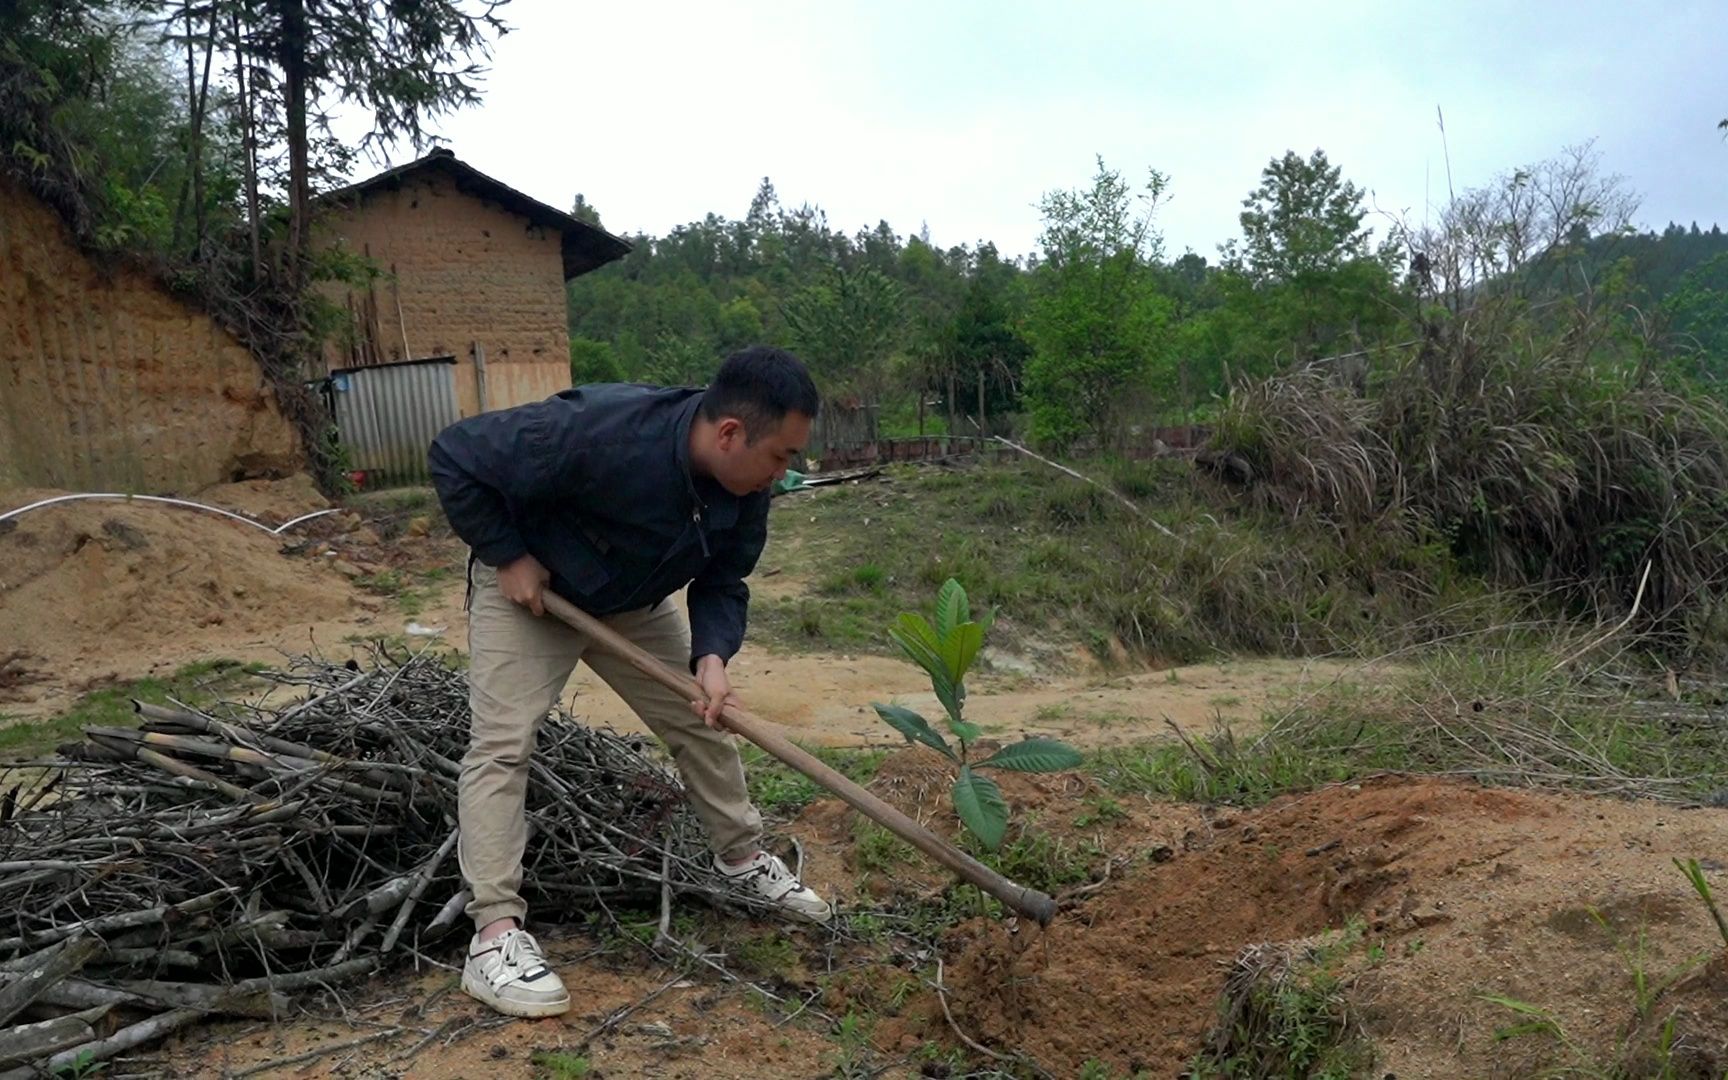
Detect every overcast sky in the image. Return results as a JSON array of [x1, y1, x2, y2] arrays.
[[350, 0, 1727, 261]]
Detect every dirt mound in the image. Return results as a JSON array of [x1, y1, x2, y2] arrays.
[[936, 775, 1728, 1077], [791, 747, 1207, 914], [192, 473, 330, 524], [0, 493, 361, 704]]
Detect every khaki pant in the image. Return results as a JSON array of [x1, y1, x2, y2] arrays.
[[460, 561, 762, 929]]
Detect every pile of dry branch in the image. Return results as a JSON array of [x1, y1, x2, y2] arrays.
[[0, 649, 767, 1076]]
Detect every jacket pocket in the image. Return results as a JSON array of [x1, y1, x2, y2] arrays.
[[525, 513, 616, 598]]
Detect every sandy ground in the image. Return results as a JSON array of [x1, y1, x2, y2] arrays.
[[0, 480, 1374, 749]]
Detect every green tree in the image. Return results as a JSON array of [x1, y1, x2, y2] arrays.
[[1222, 149, 1402, 367], [1665, 252, 1728, 387], [199, 0, 511, 285], [1022, 157, 1174, 448], [0, 2, 210, 252], [782, 264, 906, 434], [1233, 149, 1374, 284], [570, 193, 603, 227], [938, 244, 1030, 434], [569, 337, 625, 384]]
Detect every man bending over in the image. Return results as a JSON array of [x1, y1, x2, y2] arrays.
[[429, 345, 830, 1018]]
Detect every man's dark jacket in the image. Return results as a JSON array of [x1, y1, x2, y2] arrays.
[[427, 384, 769, 666]]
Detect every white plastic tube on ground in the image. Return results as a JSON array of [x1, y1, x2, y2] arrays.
[[0, 493, 341, 536]]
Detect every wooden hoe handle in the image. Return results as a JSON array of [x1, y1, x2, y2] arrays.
[[539, 591, 1058, 926]]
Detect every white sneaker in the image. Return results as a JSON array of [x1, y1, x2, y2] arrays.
[[717, 850, 833, 923], [461, 927, 571, 1018]]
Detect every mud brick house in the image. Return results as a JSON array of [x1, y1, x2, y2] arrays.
[[0, 177, 300, 494], [316, 148, 630, 419]]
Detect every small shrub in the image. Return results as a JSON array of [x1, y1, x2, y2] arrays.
[[870, 579, 1082, 850]]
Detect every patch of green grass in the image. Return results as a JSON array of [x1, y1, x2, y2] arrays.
[[1033, 702, 1072, 723], [1080, 1060, 1156, 1080], [754, 461, 1501, 664], [1081, 709, 1136, 728], [350, 486, 437, 515], [0, 658, 260, 759], [1074, 793, 1129, 828], [345, 486, 452, 540], [853, 820, 915, 874], [732, 931, 799, 978], [529, 1049, 591, 1079], [1096, 635, 1728, 809], [842, 911, 891, 943], [1089, 725, 1376, 808], [819, 563, 889, 596], [742, 745, 888, 817], [967, 821, 1101, 893], [355, 568, 449, 618], [1188, 918, 1372, 1079], [827, 1010, 877, 1079]]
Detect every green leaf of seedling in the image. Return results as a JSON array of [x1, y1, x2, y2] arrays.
[[890, 613, 962, 720], [942, 621, 986, 685], [952, 766, 1008, 851], [975, 737, 1084, 773], [935, 578, 969, 641], [872, 702, 955, 761], [889, 613, 944, 677], [944, 717, 983, 747]]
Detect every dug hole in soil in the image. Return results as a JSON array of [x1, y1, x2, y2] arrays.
[[796, 752, 1728, 1077]]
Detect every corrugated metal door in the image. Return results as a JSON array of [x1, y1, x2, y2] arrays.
[[328, 357, 459, 485]]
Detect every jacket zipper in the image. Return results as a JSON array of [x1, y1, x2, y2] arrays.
[[692, 502, 710, 558], [612, 497, 709, 611]]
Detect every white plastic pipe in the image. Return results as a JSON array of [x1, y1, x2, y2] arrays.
[[0, 493, 341, 535]]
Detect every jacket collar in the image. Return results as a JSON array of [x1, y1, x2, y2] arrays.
[[674, 392, 740, 530]]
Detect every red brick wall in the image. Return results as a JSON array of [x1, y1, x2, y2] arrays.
[[318, 171, 571, 416]]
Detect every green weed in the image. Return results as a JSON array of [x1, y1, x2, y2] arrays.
[[1189, 919, 1372, 1079], [355, 568, 447, 617], [1074, 793, 1129, 828], [742, 745, 886, 817], [732, 932, 798, 979], [1674, 857, 1728, 949], [1590, 905, 1707, 1020], [970, 822, 1100, 893], [1033, 701, 1072, 723], [828, 1010, 876, 1078], [529, 1049, 590, 1079], [853, 820, 915, 874]]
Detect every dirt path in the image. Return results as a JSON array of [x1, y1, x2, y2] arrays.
[[569, 644, 1362, 748], [372, 560, 1375, 749]]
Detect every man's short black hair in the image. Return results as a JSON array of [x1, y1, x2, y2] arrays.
[[699, 346, 821, 440]]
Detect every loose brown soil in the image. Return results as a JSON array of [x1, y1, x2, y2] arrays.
[[142, 768, 1728, 1079], [942, 774, 1728, 1078], [0, 483, 367, 706]]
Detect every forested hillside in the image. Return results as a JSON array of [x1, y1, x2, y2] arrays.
[[568, 148, 1728, 443]]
